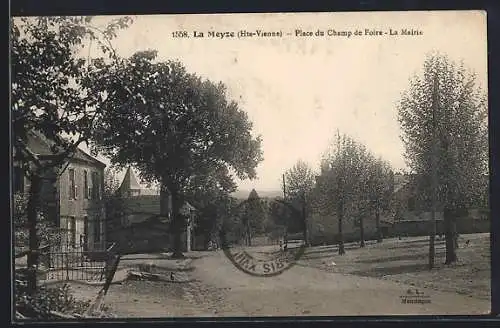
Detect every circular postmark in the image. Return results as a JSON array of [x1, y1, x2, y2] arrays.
[[219, 198, 307, 277]]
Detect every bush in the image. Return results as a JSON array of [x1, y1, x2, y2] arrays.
[[15, 276, 91, 319], [14, 192, 63, 253]]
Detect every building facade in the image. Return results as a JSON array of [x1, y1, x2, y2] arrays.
[[13, 132, 107, 251], [108, 167, 198, 253]]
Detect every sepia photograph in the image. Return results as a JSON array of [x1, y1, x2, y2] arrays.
[[11, 11, 490, 320]]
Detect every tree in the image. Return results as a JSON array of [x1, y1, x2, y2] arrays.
[[319, 132, 355, 255], [11, 16, 132, 293], [365, 157, 394, 243], [184, 167, 237, 250], [284, 160, 315, 246], [88, 51, 263, 258], [101, 167, 126, 238], [241, 189, 266, 246], [398, 53, 488, 264], [267, 196, 302, 245], [14, 193, 62, 255], [317, 132, 392, 252], [342, 142, 372, 248], [219, 197, 246, 248]]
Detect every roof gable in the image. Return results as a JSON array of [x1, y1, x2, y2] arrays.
[[119, 167, 142, 192], [23, 131, 106, 167]]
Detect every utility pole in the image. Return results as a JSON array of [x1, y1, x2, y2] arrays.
[[429, 73, 439, 270], [282, 173, 288, 249], [282, 174, 286, 200], [337, 130, 345, 255], [302, 190, 308, 247]]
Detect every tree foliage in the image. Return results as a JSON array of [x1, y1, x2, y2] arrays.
[[316, 132, 394, 251], [365, 156, 394, 242], [13, 193, 62, 252], [285, 160, 315, 200], [88, 51, 263, 257], [12, 16, 133, 171], [283, 160, 316, 245], [397, 53, 488, 263], [11, 15, 133, 294], [239, 189, 266, 245], [184, 169, 238, 249], [101, 168, 126, 235], [398, 53, 488, 210], [267, 197, 302, 235]]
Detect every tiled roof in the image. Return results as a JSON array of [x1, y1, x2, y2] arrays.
[[24, 131, 106, 167], [123, 195, 196, 215], [119, 167, 142, 192]]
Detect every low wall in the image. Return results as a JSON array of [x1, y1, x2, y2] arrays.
[[308, 217, 489, 246], [390, 217, 490, 237]]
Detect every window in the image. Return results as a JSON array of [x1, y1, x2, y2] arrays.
[[68, 217, 76, 248], [84, 170, 89, 199], [13, 166, 24, 194], [69, 168, 77, 199], [91, 172, 100, 200]]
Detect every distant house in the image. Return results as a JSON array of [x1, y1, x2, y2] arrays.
[[108, 167, 197, 253], [13, 132, 107, 251]]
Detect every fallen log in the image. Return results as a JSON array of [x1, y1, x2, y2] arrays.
[[127, 271, 160, 281]]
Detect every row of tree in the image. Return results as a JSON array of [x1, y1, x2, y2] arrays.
[[318, 133, 394, 254], [278, 136, 394, 255], [274, 54, 488, 266], [279, 53, 488, 266]]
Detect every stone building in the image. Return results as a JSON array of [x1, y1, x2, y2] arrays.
[[108, 167, 197, 253], [13, 132, 107, 251]]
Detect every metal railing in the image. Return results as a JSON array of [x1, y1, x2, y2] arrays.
[[38, 242, 119, 283]]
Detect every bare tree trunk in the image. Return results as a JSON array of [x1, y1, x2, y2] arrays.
[[284, 226, 288, 249], [444, 207, 457, 264], [26, 172, 42, 295], [376, 207, 383, 243], [169, 189, 184, 259], [359, 215, 365, 248], [338, 203, 345, 255], [301, 192, 309, 247], [302, 204, 308, 247]]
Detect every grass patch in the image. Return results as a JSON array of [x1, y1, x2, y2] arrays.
[[299, 233, 491, 300]]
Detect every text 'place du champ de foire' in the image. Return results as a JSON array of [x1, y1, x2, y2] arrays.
[[172, 28, 424, 39]]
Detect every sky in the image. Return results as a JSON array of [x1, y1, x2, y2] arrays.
[[76, 11, 487, 193]]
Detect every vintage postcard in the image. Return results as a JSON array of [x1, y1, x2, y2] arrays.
[[11, 11, 489, 320]]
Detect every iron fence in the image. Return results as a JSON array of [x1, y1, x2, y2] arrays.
[[38, 242, 119, 283]]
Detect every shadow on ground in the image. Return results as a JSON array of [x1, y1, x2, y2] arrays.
[[350, 263, 430, 277], [120, 253, 205, 260]]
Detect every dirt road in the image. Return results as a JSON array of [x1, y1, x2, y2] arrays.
[[102, 250, 490, 317]]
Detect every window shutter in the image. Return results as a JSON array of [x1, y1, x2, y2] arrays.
[[84, 171, 88, 199], [69, 170, 73, 199]]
